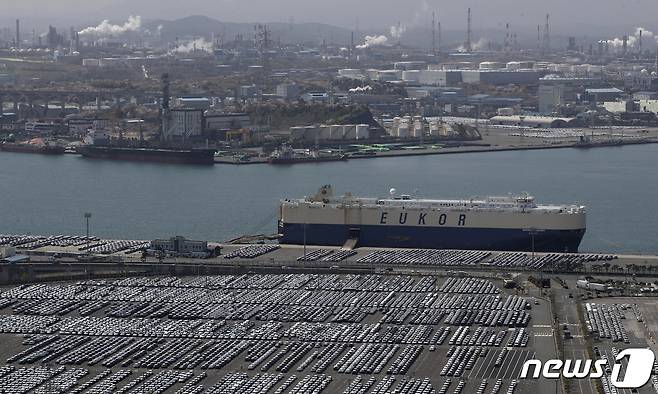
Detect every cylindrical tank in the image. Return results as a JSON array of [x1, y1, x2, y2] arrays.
[[329, 124, 343, 140], [397, 119, 410, 138], [343, 124, 357, 139], [402, 70, 421, 82], [319, 125, 331, 140], [429, 121, 441, 136], [355, 124, 369, 140], [479, 61, 505, 70], [506, 61, 521, 70], [290, 126, 306, 141]]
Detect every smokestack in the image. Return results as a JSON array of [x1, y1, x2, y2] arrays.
[[15, 19, 20, 49], [397, 20, 401, 47], [622, 35, 628, 56], [350, 31, 354, 59], [438, 21, 442, 55], [537, 25, 541, 51], [544, 14, 551, 52], [160, 73, 171, 143], [466, 8, 472, 52], [505, 23, 510, 52], [432, 11, 436, 55], [639, 29, 643, 56]]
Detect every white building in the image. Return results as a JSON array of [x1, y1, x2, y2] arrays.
[[538, 85, 563, 114], [276, 83, 301, 100], [639, 99, 658, 114], [169, 109, 203, 138]]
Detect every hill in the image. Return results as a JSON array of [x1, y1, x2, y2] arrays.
[[145, 15, 354, 46]]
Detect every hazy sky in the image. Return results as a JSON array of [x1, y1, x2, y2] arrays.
[[3, 0, 658, 34]]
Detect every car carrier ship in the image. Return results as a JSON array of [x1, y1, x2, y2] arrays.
[[278, 185, 587, 252]]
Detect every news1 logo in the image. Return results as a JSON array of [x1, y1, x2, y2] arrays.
[[520, 348, 655, 388]]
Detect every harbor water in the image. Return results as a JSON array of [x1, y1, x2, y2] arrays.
[[0, 144, 657, 255]]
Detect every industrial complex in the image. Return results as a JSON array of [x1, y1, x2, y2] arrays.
[[2, 4, 658, 393]]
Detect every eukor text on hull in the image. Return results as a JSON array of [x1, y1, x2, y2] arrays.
[[279, 185, 586, 252]]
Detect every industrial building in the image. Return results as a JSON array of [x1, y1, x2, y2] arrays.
[[168, 109, 204, 138], [538, 85, 563, 114], [585, 88, 624, 103], [276, 83, 301, 100], [204, 112, 251, 131], [151, 236, 210, 256], [175, 97, 211, 110], [638, 99, 658, 114], [289, 124, 370, 143], [604, 101, 634, 113], [461, 70, 539, 85]]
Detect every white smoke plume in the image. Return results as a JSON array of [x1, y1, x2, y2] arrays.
[[170, 38, 214, 54], [348, 85, 373, 93], [604, 27, 658, 49], [78, 15, 141, 37], [456, 37, 489, 53], [390, 25, 407, 40], [356, 35, 388, 49]]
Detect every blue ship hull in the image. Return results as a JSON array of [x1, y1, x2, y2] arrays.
[[279, 223, 585, 253]]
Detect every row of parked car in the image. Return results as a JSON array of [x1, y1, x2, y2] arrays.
[[585, 303, 629, 343], [357, 249, 490, 266], [223, 244, 280, 259]]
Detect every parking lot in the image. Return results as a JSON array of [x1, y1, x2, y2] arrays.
[[0, 273, 562, 393]]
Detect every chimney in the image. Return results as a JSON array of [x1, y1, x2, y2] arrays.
[[15, 19, 20, 49]]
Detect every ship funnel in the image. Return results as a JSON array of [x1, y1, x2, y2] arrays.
[[311, 185, 334, 202]]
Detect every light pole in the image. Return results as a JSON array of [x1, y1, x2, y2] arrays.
[[84, 212, 92, 253], [303, 222, 307, 259], [523, 227, 545, 290]]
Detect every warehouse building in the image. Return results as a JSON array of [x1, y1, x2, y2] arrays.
[[461, 70, 539, 85], [151, 236, 210, 257], [538, 85, 563, 114]]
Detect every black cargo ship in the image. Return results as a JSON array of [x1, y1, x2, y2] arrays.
[[77, 146, 215, 165]]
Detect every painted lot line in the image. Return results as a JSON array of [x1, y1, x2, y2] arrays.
[[469, 348, 496, 379], [503, 349, 533, 380], [472, 348, 505, 379]]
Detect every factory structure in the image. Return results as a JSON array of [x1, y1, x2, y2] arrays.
[[289, 124, 370, 143], [3, 6, 658, 158]]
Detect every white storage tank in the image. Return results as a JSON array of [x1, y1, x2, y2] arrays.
[[329, 124, 344, 140], [82, 58, 101, 67], [429, 121, 441, 136], [506, 61, 521, 70], [479, 61, 505, 70], [497, 107, 515, 116], [303, 126, 319, 142], [588, 65, 604, 74], [402, 70, 421, 82], [571, 64, 589, 75], [343, 124, 357, 139], [318, 125, 332, 140], [413, 122, 424, 137], [552, 64, 571, 73], [290, 126, 306, 141], [355, 124, 369, 140]]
